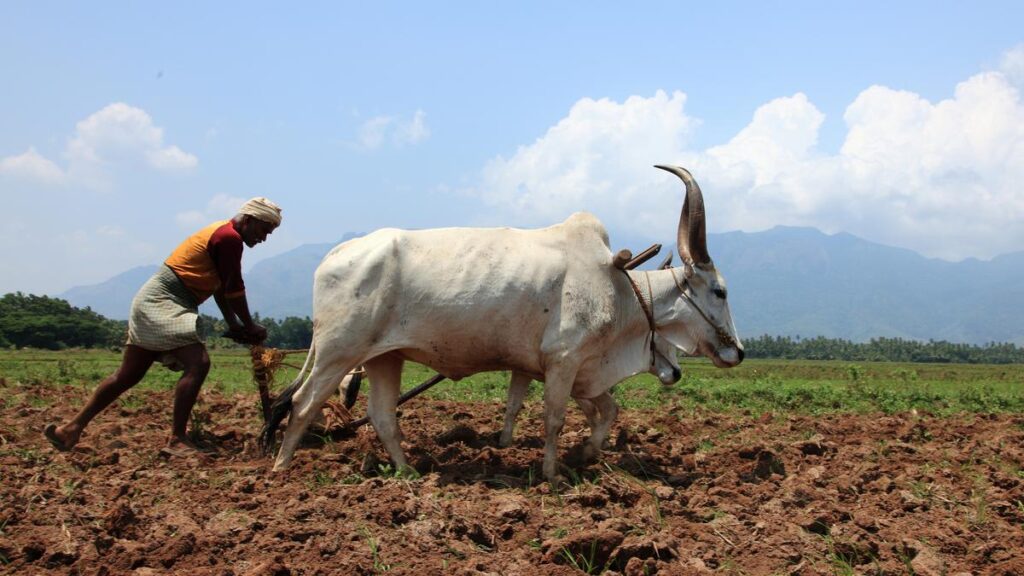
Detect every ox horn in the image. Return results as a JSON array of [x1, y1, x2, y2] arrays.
[[654, 164, 710, 265]]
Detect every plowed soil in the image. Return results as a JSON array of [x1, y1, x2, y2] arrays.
[[3, 380, 1024, 575]]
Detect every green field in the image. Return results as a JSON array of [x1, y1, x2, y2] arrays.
[[1, 348, 1022, 415]]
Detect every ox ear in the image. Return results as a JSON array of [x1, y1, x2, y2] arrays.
[[657, 253, 673, 270], [654, 165, 711, 265]]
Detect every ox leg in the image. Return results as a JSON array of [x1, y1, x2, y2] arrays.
[[273, 362, 353, 471], [541, 364, 578, 483], [575, 396, 601, 461], [499, 371, 531, 448], [364, 354, 410, 474], [576, 392, 618, 461]]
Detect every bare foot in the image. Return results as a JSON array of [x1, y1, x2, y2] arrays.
[[164, 432, 215, 455], [44, 423, 81, 452], [166, 435, 203, 451]]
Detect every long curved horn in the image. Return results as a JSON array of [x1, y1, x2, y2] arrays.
[[654, 164, 710, 265]]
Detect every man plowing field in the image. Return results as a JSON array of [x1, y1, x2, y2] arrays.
[[44, 198, 282, 454]]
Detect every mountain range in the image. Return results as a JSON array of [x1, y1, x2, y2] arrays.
[[59, 226, 1024, 345]]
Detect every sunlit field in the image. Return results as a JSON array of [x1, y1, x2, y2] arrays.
[[3, 348, 1021, 416], [4, 348, 1024, 574]]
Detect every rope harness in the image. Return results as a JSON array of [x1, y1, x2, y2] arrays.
[[622, 266, 739, 367], [623, 270, 659, 368], [668, 266, 740, 349]]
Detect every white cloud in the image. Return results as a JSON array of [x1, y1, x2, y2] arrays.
[[356, 109, 430, 150], [67, 103, 197, 188], [468, 56, 1024, 261], [146, 145, 198, 171], [706, 93, 824, 186], [96, 225, 125, 238], [1001, 43, 1024, 87], [175, 210, 207, 229], [399, 110, 430, 145], [473, 90, 695, 229], [699, 93, 829, 225], [0, 103, 197, 191], [358, 116, 391, 150], [175, 194, 248, 230], [0, 147, 66, 185]]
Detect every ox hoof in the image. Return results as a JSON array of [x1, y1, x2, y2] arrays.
[[544, 464, 574, 487], [581, 443, 600, 463], [545, 474, 573, 491]]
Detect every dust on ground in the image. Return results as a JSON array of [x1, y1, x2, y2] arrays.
[[2, 379, 1024, 575]]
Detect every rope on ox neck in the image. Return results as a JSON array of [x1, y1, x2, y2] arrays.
[[622, 270, 658, 366]]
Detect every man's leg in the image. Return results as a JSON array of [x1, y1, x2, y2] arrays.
[[48, 345, 157, 449], [166, 342, 211, 448]]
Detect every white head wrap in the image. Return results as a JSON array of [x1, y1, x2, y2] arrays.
[[238, 197, 282, 226]]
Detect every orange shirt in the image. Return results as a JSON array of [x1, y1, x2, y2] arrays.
[[164, 220, 245, 304]]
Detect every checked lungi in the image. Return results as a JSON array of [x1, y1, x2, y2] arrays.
[[126, 265, 203, 355]]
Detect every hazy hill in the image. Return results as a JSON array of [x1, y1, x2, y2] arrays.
[[58, 227, 1024, 345], [241, 240, 347, 320], [711, 227, 1024, 345], [58, 234, 361, 321], [60, 265, 159, 320]]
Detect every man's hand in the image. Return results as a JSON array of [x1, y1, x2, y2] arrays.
[[223, 323, 267, 346], [245, 323, 268, 345], [223, 328, 251, 345]]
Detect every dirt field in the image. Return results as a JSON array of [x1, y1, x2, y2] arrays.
[[3, 380, 1024, 575]]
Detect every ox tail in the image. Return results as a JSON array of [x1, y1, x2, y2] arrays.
[[343, 369, 362, 409], [259, 340, 316, 455]]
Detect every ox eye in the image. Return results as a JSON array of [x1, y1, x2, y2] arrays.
[[713, 288, 727, 299]]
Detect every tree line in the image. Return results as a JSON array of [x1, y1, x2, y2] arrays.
[[0, 293, 125, 349], [743, 334, 1024, 364], [197, 312, 313, 350], [2, 293, 1023, 363], [0, 293, 312, 351]]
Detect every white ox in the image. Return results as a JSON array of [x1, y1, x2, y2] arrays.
[[264, 165, 744, 481]]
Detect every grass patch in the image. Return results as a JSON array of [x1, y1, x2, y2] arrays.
[[2, 350, 1023, 415]]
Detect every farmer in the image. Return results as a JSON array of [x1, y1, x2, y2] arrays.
[[44, 198, 282, 454]]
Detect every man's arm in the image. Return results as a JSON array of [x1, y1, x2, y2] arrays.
[[226, 292, 267, 344], [214, 290, 243, 332], [208, 223, 266, 343]]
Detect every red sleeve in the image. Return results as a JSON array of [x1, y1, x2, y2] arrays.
[[208, 222, 246, 298]]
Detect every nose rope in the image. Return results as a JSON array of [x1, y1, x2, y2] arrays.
[[623, 267, 739, 367], [668, 266, 739, 349]]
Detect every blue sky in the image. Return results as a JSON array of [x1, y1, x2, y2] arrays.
[[2, 2, 1023, 295]]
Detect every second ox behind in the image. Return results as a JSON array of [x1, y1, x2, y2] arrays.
[[263, 165, 743, 482]]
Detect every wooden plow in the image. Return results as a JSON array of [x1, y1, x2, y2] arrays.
[[249, 345, 448, 433], [249, 242, 666, 432], [249, 346, 307, 424]]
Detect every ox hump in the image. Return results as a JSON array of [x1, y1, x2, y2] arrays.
[[562, 212, 611, 249]]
